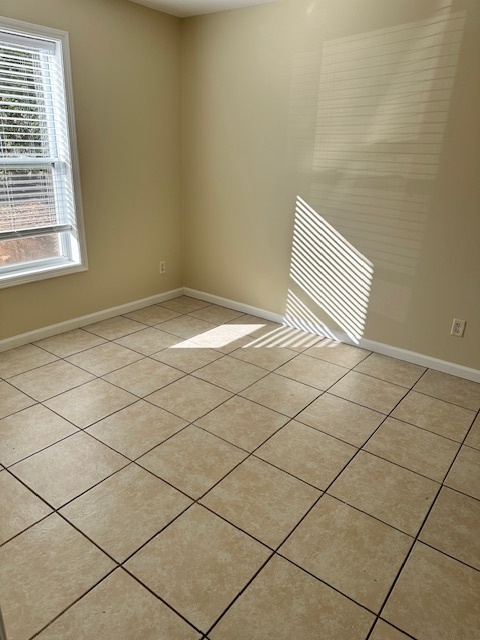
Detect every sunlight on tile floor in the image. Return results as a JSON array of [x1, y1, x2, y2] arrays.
[[0, 296, 479, 639]]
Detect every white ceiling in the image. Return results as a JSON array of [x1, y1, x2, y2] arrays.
[[128, 0, 277, 18]]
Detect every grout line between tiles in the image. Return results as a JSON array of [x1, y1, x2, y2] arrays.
[[3, 470, 203, 637], [400, 387, 480, 412], [351, 362, 426, 390], [373, 618, 419, 640], [2, 428, 81, 472], [378, 412, 475, 445], [6, 363, 100, 403], [274, 551, 386, 618], [415, 539, 480, 574], [0, 356, 62, 381], [355, 447, 456, 485], [121, 564, 205, 636], [187, 379, 405, 633], [203, 551, 277, 637], [369, 399, 480, 636], [80, 323, 150, 341], [27, 566, 119, 640], [32, 332, 108, 358], [440, 482, 480, 504]]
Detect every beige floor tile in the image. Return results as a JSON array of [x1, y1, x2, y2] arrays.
[[66, 342, 142, 376], [0, 471, 52, 544], [383, 542, 480, 640], [445, 445, 480, 500], [86, 401, 187, 459], [226, 313, 275, 326], [281, 495, 412, 612], [296, 393, 384, 447], [4, 329, 479, 638], [355, 353, 426, 388], [8, 360, 94, 401], [11, 432, 129, 508], [465, 413, 480, 450], [159, 296, 210, 314], [233, 325, 301, 348], [177, 324, 252, 352], [115, 327, 182, 355], [276, 353, 348, 390], [61, 465, 192, 561], [392, 391, 475, 442], [189, 304, 244, 324], [160, 315, 216, 339], [193, 355, 267, 393], [0, 381, 35, 419], [304, 340, 371, 369], [413, 369, 480, 411], [0, 514, 114, 640], [152, 346, 223, 373], [44, 379, 136, 428], [420, 486, 480, 570], [103, 358, 184, 396], [125, 504, 269, 632], [209, 555, 374, 640], [145, 376, 232, 422], [329, 371, 407, 414], [370, 619, 413, 640], [240, 373, 321, 417], [229, 345, 297, 371], [124, 305, 180, 326], [255, 421, 356, 489], [137, 425, 247, 498], [34, 329, 106, 357], [201, 457, 319, 548], [329, 450, 438, 536], [270, 327, 323, 351], [84, 315, 145, 340], [195, 396, 288, 451], [0, 404, 78, 467], [36, 569, 200, 640], [0, 344, 57, 379], [364, 417, 459, 482], [226, 315, 283, 339]]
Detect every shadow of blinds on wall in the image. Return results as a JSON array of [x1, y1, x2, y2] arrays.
[[310, 11, 465, 276], [287, 196, 374, 343]]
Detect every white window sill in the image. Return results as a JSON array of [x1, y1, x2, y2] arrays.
[[0, 262, 88, 289]]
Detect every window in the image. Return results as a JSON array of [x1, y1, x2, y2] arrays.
[[0, 17, 86, 287]]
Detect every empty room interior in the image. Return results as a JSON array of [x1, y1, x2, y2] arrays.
[[0, 0, 480, 638]]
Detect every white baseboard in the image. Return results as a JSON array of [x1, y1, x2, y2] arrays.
[[2, 285, 479, 384], [185, 288, 480, 383], [354, 338, 480, 383], [0, 288, 184, 352], [183, 288, 284, 324]]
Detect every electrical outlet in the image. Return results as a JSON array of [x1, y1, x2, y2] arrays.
[[451, 318, 466, 337], [159, 261, 166, 275]]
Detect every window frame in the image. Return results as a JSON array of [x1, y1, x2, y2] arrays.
[[0, 16, 87, 288]]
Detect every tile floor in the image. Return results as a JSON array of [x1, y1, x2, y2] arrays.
[[1, 296, 480, 640]]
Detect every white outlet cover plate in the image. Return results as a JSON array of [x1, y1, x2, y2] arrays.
[[451, 318, 466, 337]]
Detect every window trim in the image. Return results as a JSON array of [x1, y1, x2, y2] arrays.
[[0, 16, 88, 289]]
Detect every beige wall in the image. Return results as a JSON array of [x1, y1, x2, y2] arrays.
[[0, 0, 182, 339], [181, 0, 480, 369], [1, 0, 479, 370]]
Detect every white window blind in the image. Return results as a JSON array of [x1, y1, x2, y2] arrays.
[[0, 18, 86, 287]]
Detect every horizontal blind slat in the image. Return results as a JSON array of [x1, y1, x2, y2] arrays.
[[0, 99, 54, 110], [0, 30, 56, 53], [0, 225, 72, 241]]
